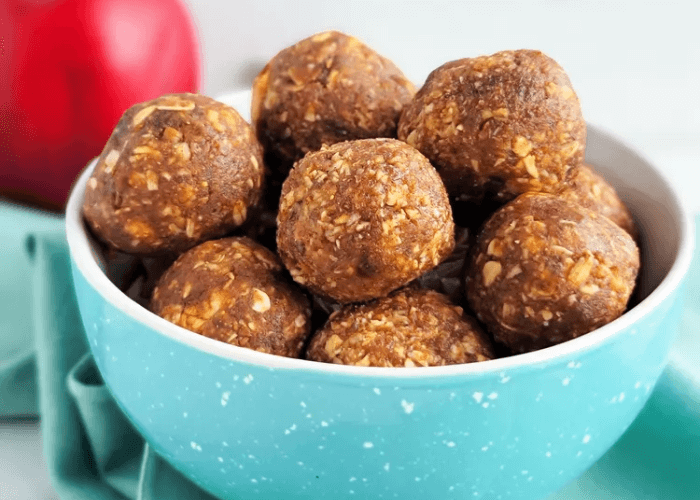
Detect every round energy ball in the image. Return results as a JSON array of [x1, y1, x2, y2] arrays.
[[557, 164, 637, 238], [466, 192, 639, 354], [151, 237, 311, 358], [251, 31, 416, 177], [398, 50, 586, 202], [83, 93, 265, 255], [277, 138, 455, 303], [306, 288, 494, 367]]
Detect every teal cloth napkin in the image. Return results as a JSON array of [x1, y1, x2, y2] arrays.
[[0, 199, 698, 499], [0, 202, 63, 416]]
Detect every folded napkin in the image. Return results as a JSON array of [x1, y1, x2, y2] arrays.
[[1, 199, 698, 499], [0, 202, 63, 417]]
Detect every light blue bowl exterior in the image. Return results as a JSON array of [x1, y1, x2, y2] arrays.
[[71, 260, 686, 500]]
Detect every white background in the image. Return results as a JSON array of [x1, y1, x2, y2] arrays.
[[2, 1, 698, 499]]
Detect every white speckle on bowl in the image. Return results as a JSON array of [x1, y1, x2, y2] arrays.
[[363, 442, 374, 449], [499, 372, 511, 383], [105, 345, 110, 352], [619, 392, 626, 401], [472, 392, 483, 403], [635, 381, 642, 389], [244, 374, 254, 384], [562, 377, 571, 386], [449, 486, 455, 491], [215, 381, 221, 388], [250, 478, 257, 484], [221, 391, 230, 406], [373, 388, 381, 395], [217, 457, 224, 463], [567, 361, 582, 369], [169, 351, 174, 356], [297, 461, 304, 466], [401, 400, 414, 414], [582, 434, 591, 444], [535, 392, 543, 402], [487, 392, 498, 400], [306, 413, 312, 418], [300, 401, 306, 408], [349, 477, 357, 482], [499, 465, 504, 470], [415, 477, 421, 482], [482, 402, 490, 408], [183, 412, 188, 418], [545, 451, 552, 458], [384, 463, 390, 471], [233, 375, 239, 381], [521, 470, 528, 475], [190, 441, 202, 451], [577, 451, 583, 457], [444, 441, 456, 448], [321, 421, 329, 427], [481, 446, 489, 452], [527, 477, 533, 482], [222, 441, 229, 447]]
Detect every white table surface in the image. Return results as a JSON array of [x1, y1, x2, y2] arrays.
[[2, 1, 698, 498]]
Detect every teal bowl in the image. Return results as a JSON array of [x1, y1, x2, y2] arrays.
[[66, 91, 694, 500]]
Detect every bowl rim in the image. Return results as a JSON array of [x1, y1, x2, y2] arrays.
[[66, 120, 695, 380]]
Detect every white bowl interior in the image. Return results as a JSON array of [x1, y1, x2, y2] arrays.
[[66, 90, 694, 378]]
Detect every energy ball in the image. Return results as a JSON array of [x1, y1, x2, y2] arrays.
[[151, 237, 311, 357], [277, 138, 455, 303], [306, 288, 494, 367], [251, 31, 416, 177], [84, 94, 265, 255], [557, 164, 637, 238], [398, 50, 586, 202], [466, 192, 639, 354]]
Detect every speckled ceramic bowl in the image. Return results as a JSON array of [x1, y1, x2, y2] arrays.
[[66, 91, 694, 500]]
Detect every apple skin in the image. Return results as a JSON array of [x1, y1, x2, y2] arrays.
[[0, 0, 201, 210]]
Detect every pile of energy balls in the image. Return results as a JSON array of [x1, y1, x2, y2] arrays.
[[83, 31, 640, 368]]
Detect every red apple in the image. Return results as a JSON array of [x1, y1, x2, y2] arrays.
[[0, 0, 201, 210]]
